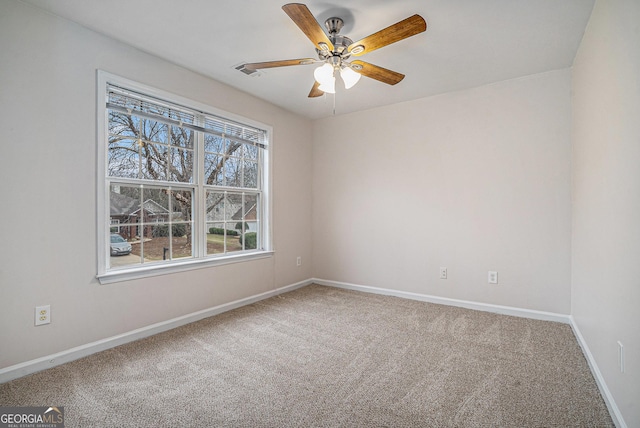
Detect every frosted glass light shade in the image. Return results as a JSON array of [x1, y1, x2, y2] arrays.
[[340, 66, 361, 89], [318, 77, 336, 94], [314, 63, 334, 84], [314, 63, 336, 94]]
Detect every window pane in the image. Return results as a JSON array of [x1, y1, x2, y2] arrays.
[[204, 191, 246, 256], [224, 157, 241, 187], [205, 135, 225, 154], [173, 223, 193, 260], [108, 111, 139, 138], [121, 187, 195, 263], [239, 195, 259, 251], [140, 143, 168, 181], [108, 139, 140, 178], [225, 233, 244, 253], [206, 223, 224, 255], [240, 230, 258, 250], [142, 187, 170, 223], [110, 184, 141, 240], [226, 141, 242, 158], [108, 228, 140, 269], [148, 223, 193, 260], [171, 189, 193, 223], [108, 183, 146, 265], [234, 219, 254, 235], [244, 160, 258, 188], [171, 126, 194, 149], [207, 223, 226, 255], [169, 147, 193, 183], [142, 119, 168, 144], [226, 193, 243, 219], [206, 222, 241, 255], [138, 233, 170, 262], [204, 153, 224, 185], [206, 191, 225, 223], [243, 144, 258, 161], [243, 194, 258, 221]]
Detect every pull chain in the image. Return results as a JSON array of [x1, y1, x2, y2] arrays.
[[333, 92, 336, 116]]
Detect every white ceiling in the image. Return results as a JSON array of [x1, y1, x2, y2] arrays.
[[23, 0, 595, 119]]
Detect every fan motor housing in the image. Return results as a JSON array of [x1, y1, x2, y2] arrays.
[[315, 17, 353, 59], [317, 36, 353, 59]]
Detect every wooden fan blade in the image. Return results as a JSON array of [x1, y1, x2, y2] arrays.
[[282, 3, 334, 52], [243, 58, 316, 70], [308, 81, 324, 98], [348, 14, 426, 56], [351, 60, 405, 85]]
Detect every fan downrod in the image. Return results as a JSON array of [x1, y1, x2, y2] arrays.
[[324, 17, 344, 35]]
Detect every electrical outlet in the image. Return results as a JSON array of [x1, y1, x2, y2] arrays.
[[296, 256, 302, 267], [488, 271, 498, 284], [35, 305, 51, 326], [439, 267, 447, 279]]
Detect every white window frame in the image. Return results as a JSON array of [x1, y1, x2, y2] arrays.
[[96, 71, 272, 284]]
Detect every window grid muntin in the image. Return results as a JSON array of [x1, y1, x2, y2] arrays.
[[107, 182, 195, 269], [104, 81, 267, 274], [204, 189, 261, 256], [203, 136, 260, 190], [107, 109, 195, 183]]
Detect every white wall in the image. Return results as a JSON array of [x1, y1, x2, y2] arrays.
[[0, 0, 312, 369], [572, 0, 640, 425], [312, 70, 572, 314], [2, 1, 637, 423]]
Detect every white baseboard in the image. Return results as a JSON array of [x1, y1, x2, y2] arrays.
[[2, 276, 625, 428], [569, 317, 627, 428], [313, 278, 571, 323], [313, 278, 625, 428], [0, 279, 313, 384]]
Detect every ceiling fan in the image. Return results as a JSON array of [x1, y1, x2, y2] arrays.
[[241, 3, 427, 97]]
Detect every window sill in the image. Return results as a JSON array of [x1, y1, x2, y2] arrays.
[[97, 251, 274, 284]]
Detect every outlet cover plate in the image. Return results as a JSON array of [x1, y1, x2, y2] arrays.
[[35, 305, 51, 326], [488, 271, 498, 284]]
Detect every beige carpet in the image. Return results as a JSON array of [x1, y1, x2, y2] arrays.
[[0, 284, 613, 427]]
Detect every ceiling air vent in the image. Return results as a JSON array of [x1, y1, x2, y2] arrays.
[[234, 63, 262, 77]]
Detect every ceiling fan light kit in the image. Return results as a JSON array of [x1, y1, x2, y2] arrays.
[[242, 3, 426, 98], [340, 66, 361, 89], [314, 62, 336, 93]]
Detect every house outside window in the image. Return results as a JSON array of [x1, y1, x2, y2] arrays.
[[97, 72, 271, 283], [110, 219, 120, 233]]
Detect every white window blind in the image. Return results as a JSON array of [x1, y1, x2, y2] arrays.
[[107, 85, 267, 149]]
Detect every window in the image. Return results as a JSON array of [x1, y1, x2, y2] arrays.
[[97, 72, 271, 283]]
